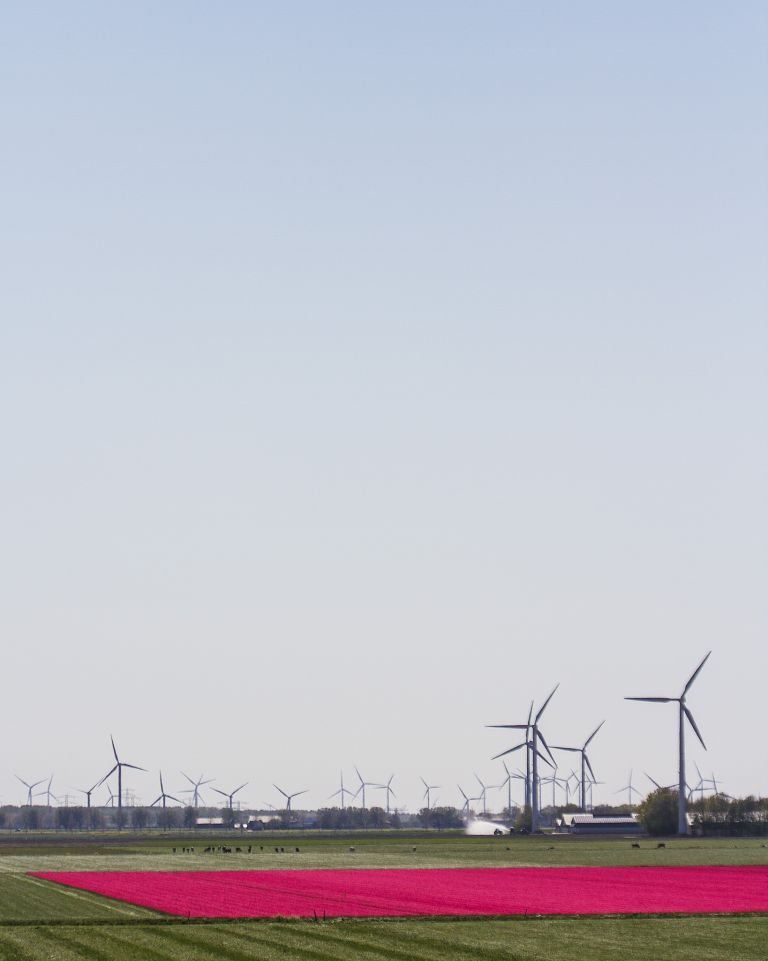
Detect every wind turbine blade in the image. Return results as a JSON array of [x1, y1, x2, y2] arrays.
[[211, 788, 228, 797], [273, 784, 288, 798], [491, 743, 525, 761], [584, 754, 596, 782], [485, 724, 528, 729], [583, 720, 605, 748], [526, 701, 534, 727], [683, 651, 711, 695], [535, 683, 559, 723], [550, 746, 579, 753], [167, 795, 183, 804], [181, 772, 195, 786], [534, 748, 554, 768], [110, 736, 119, 762], [123, 764, 146, 772], [150, 796, 162, 807], [645, 772, 663, 789], [625, 697, 675, 702], [683, 705, 707, 749], [536, 729, 556, 763], [233, 783, 248, 795], [15, 776, 30, 788]]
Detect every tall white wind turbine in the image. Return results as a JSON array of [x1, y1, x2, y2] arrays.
[[625, 651, 711, 835]]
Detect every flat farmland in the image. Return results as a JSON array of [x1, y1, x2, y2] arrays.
[[0, 832, 766, 960]]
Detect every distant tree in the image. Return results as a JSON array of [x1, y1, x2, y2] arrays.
[[131, 807, 149, 830], [56, 807, 86, 831], [418, 807, 463, 829], [592, 804, 634, 818], [636, 788, 677, 835], [21, 808, 39, 830], [157, 807, 182, 830], [183, 806, 196, 829]]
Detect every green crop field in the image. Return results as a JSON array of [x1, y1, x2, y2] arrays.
[[1, 832, 766, 959]]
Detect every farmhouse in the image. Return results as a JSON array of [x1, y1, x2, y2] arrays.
[[195, 817, 226, 829], [558, 813, 642, 835]]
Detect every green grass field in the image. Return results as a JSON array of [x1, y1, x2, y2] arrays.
[[1, 832, 766, 959]]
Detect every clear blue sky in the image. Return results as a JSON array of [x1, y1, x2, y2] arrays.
[[1, 2, 766, 811]]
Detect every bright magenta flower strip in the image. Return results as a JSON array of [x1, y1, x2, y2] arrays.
[[30, 866, 768, 918]]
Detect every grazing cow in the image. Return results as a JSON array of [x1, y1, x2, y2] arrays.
[[632, 843, 640, 849], [656, 842, 666, 849]]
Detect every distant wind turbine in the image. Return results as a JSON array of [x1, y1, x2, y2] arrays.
[[615, 770, 641, 806], [420, 777, 439, 812], [15, 775, 45, 807], [378, 775, 396, 814], [273, 784, 307, 811], [150, 772, 183, 809], [100, 737, 146, 820], [212, 782, 248, 813], [329, 771, 355, 810], [551, 720, 605, 811], [181, 772, 214, 808]]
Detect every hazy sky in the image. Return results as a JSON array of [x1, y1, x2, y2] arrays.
[[1, 2, 766, 814]]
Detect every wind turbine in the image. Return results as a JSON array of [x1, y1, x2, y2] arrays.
[[329, 771, 355, 810], [181, 772, 214, 808], [212, 782, 248, 813], [273, 784, 307, 811], [150, 772, 183, 809], [73, 775, 106, 810], [645, 772, 676, 792], [100, 737, 146, 820], [488, 684, 559, 831], [420, 777, 439, 811], [551, 720, 604, 811], [378, 775, 396, 814], [41, 775, 58, 808], [615, 770, 642, 806], [15, 775, 45, 807], [474, 773, 492, 815], [497, 761, 526, 814], [626, 651, 710, 835], [457, 785, 472, 818], [353, 766, 379, 810]]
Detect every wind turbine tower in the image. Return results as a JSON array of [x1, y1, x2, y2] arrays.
[[626, 651, 711, 835]]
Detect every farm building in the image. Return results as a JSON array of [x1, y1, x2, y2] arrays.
[[194, 817, 226, 829], [557, 814, 642, 835]]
